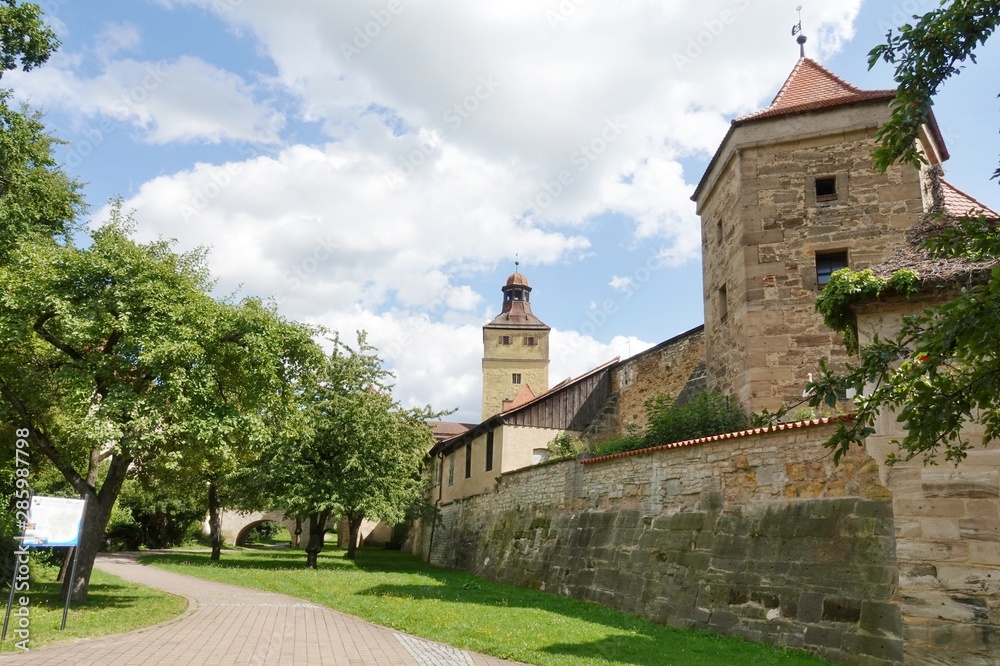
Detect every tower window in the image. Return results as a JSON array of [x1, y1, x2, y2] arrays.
[[523, 336, 537, 346], [815, 176, 837, 202], [465, 441, 472, 479], [717, 219, 723, 245], [718, 284, 728, 322], [512, 373, 522, 384], [816, 251, 849, 287], [485, 431, 494, 472], [499, 335, 512, 345], [448, 454, 455, 486]]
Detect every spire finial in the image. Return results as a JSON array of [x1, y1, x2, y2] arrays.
[[514, 253, 519, 274], [792, 6, 807, 58]]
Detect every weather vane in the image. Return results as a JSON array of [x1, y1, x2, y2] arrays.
[[514, 253, 520, 273], [791, 6, 807, 58]]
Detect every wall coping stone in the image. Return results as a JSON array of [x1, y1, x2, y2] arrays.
[[581, 414, 856, 465]]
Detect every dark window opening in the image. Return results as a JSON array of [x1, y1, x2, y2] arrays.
[[465, 442, 472, 478], [815, 176, 837, 202], [716, 219, 723, 244], [512, 373, 522, 384], [816, 251, 849, 287], [499, 335, 512, 345], [485, 431, 494, 471], [448, 455, 454, 486], [523, 336, 537, 346], [718, 284, 728, 322]]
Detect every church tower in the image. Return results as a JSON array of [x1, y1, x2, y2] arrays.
[[692, 54, 946, 413], [481, 270, 550, 420]]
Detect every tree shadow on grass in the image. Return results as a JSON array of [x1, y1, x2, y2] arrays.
[[27, 579, 154, 611], [140, 550, 826, 666]]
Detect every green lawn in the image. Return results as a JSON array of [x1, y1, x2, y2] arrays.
[[143, 548, 830, 666], [0, 564, 187, 653]]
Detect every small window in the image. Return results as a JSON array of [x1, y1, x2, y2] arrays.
[[512, 373, 522, 384], [718, 284, 728, 322], [485, 431, 494, 472], [716, 219, 723, 245], [465, 442, 472, 479], [448, 454, 455, 486], [816, 251, 849, 287], [815, 176, 837, 202], [532, 449, 550, 464], [499, 335, 512, 345], [523, 336, 537, 346]]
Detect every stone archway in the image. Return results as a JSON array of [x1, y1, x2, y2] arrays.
[[217, 509, 309, 548]]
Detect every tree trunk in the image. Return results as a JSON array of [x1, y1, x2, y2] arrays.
[[304, 511, 328, 569], [59, 454, 129, 603], [56, 547, 74, 583], [345, 515, 364, 560], [208, 480, 222, 562]]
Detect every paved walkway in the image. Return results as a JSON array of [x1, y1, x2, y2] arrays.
[[1, 553, 522, 665]]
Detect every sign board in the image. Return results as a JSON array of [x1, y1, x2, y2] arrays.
[[23, 496, 86, 548]]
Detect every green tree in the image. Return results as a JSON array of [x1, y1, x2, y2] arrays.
[[804, 1, 1000, 465], [869, 0, 1000, 180], [0, 205, 222, 601], [259, 333, 439, 566], [0, 1, 83, 257], [149, 297, 323, 561]]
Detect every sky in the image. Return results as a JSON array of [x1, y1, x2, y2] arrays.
[[8, 0, 999, 424]]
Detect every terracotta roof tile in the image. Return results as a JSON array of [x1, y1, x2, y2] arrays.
[[735, 58, 895, 124], [939, 179, 999, 219], [580, 415, 854, 465]]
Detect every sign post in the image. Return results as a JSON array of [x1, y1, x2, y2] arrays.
[[2, 495, 88, 634]]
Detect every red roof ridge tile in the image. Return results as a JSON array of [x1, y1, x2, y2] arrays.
[[580, 414, 855, 465]]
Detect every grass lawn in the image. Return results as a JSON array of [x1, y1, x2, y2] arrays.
[[143, 548, 831, 666], [0, 563, 187, 653]]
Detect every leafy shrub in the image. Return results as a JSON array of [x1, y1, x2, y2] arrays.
[[589, 391, 748, 457], [546, 433, 585, 459]]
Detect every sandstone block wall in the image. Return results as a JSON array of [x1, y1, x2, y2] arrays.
[[611, 327, 705, 432], [858, 301, 1000, 664], [697, 106, 926, 414], [422, 422, 903, 664]]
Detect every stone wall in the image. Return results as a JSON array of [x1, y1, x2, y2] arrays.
[[422, 420, 903, 664], [610, 326, 705, 432], [857, 300, 1000, 664], [696, 104, 928, 414]]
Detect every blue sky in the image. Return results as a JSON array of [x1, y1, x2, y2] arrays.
[[9, 0, 999, 423]]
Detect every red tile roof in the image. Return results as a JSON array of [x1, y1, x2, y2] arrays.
[[939, 179, 999, 218], [735, 58, 895, 124], [502, 383, 537, 411], [580, 415, 855, 465]]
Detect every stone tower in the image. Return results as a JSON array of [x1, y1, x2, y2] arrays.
[[481, 271, 550, 419], [692, 57, 946, 413]]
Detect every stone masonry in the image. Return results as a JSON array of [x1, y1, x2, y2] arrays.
[[695, 103, 927, 414], [422, 420, 903, 665]]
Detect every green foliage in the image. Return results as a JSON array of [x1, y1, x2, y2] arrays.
[[0, 0, 59, 77], [815, 268, 921, 353], [590, 391, 748, 456], [104, 504, 143, 551], [0, 2, 82, 257], [546, 432, 584, 459], [868, 0, 1000, 181], [256, 332, 446, 562], [113, 478, 207, 550]]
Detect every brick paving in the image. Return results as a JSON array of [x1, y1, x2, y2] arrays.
[[0, 553, 521, 666]]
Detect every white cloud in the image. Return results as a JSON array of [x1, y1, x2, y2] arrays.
[[9, 50, 281, 144], [85, 0, 864, 417], [609, 276, 634, 293]]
